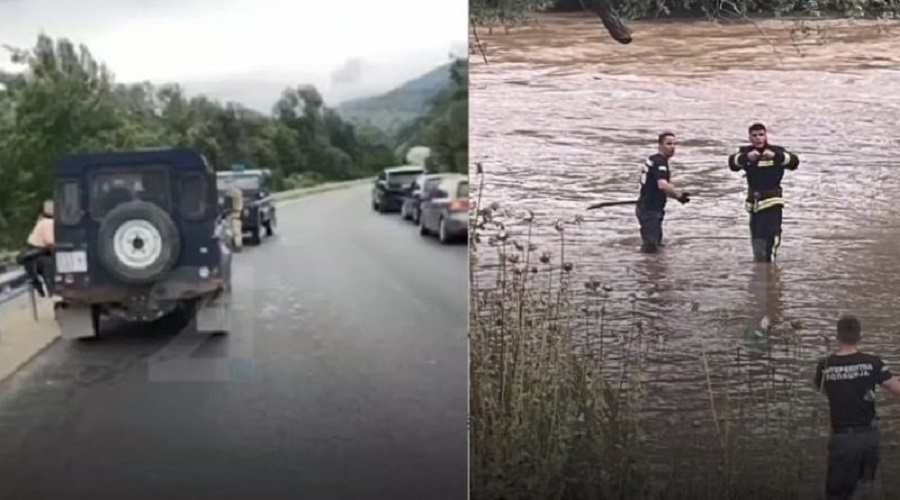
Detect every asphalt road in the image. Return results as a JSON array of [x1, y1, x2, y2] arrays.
[[0, 185, 468, 500]]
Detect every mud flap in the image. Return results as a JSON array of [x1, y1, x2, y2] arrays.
[[194, 288, 232, 334], [55, 303, 98, 339]]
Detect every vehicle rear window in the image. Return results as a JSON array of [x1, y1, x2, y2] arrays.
[[56, 180, 82, 226], [456, 181, 469, 199], [180, 173, 207, 219], [217, 174, 261, 194], [387, 172, 422, 185], [90, 168, 170, 220]]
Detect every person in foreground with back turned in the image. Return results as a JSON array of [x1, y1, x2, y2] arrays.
[[636, 132, 691, 253], [814, 315, 900, 500], [727, 122, 800, 263]]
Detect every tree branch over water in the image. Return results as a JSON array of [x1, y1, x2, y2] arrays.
[[469, 0, 900, 58]]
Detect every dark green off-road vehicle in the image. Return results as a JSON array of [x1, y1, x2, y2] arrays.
[[51, 148, 234, 339]]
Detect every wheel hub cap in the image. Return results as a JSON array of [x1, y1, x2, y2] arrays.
[[113, 219, 163, 269]]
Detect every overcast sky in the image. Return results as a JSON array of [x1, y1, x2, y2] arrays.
[[0, 0, 467, 109]]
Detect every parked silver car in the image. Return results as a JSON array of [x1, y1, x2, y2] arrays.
[[371, 165, 425, 213], [401, 173, 443, 224], [418, 174, 469, 244]]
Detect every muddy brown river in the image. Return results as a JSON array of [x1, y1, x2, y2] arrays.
[[471, 14, 900, 497]]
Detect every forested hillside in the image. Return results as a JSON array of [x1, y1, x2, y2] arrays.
[[337, 63, 454, 135]]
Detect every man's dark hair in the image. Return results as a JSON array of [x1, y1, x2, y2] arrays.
[[748, 122, 766, 133], [658, 132, 675, 144], [836, 315, 862, 345]]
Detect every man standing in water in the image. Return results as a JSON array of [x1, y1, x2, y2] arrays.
[[727, 123, 800, 263], [636, 132, 691, 253], [814, 315, 900, 499]]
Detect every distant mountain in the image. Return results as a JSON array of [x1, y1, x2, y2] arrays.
[[336, 63, 453, 135]]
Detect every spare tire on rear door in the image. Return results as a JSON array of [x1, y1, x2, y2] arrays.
[[97, 200, 180, 285]]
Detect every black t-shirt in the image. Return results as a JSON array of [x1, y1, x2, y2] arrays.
[[814, 352, 893, 429], [638, 153, 671, 211]]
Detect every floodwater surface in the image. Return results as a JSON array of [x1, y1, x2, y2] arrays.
[[471, 14, 900, 495]]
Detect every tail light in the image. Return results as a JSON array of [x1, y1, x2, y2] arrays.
[[449, 199, 469, 212]]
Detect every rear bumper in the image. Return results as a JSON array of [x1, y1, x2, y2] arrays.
[[401, 198, 418, 211], [444, 213, 468, 235], [379, 194, 406, 210], [57, 266, 227, 304]]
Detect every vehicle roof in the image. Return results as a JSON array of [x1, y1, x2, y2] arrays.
[[384, 165, 425, 174], [216, 169, 269, 177], [437, 174, 469, 193], [438, 173, 468, 183], [56, 148, 212, 176]]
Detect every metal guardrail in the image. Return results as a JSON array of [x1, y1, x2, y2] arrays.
[[0, 177, 373, 309], [0, 268, 29, 305]]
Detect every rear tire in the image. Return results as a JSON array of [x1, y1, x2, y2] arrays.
[[419, 217, 429, 236], [438, 218, 451, 244]]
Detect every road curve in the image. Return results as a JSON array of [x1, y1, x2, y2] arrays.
[[0, 185, 468, 500]]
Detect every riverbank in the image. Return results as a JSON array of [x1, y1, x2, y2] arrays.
[[469, 13, 900, 71], [544, 4, 900, 21], [471, 10, 900, 38], [472, 1, 900, 28]]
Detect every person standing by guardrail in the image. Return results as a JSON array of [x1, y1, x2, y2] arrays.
[[21, 199, 55, 296]]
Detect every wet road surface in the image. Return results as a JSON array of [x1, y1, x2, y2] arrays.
[[0, 185, 468, 500], [471, 14, 900, 494]]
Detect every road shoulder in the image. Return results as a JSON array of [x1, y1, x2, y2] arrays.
[[0, 293, 59, 384]]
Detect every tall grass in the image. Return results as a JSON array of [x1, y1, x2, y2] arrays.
[[468, 164, 840, 500]]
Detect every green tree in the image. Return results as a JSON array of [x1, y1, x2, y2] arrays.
[[396, 57, 469, 174]]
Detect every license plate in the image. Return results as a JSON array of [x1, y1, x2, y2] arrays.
[[56, 251, 88, 273]]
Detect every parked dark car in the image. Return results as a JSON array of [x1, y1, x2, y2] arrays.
[[47, 148, 234, 340], [371, 165, 425, 213], [418, 174, 469, 244], [216, 168, 276, 245], [401, 173, 443, 224]]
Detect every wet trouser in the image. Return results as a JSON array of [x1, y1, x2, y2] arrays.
[[749, 207, 782, 263], [636, 205, 664, 253], [826, 427, 880, 500]]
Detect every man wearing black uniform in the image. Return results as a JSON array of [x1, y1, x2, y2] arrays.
[[636, 132, 691, 253], [814, 315, 900, 499], [727, 123, 800, 263]]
